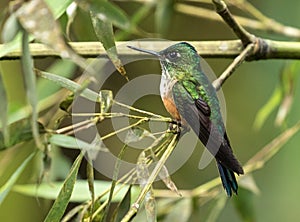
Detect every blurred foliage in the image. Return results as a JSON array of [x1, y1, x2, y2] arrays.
[[1, 0, 300, 222]]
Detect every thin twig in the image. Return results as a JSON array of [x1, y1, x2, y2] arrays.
[[212, 0, 255, 45], [121, 133, 180, 222], [232, 0, 300, 38], [213, 43, 254, 90], [176, 3, 300, 38], [101, 118, 149, 140], [114, 100, 168, 119]]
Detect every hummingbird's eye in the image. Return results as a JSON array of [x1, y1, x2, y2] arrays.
[[167, 51, 180, 61]]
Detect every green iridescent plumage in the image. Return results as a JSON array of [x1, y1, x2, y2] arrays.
[[128, 42, 244, 196]]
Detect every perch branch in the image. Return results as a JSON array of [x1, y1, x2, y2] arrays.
[[2, 40, 300, 60]]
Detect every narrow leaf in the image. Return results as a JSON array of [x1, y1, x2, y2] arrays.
[[253, 86, 282, 130], [13, 180, 139, 202], [0, 0, 72, 59], [0, 72, 9, 146], [1, 13, 21, 43], [45, 0, 73, 19], [44, 152, 84, 222], [37, 60, 76, 100], [0, 119, 45, 150], [233, 187, 256, 222], [50, 134, 91, 150], [275, 61, 300, 126], [21, 31, 41, 148], [0, 152, 36, 205], [112, 185, 131, 222], [16, 0, 95, 76], [90, 9, 127, 79], [37, 70, 99, 102], [103, 144, 128, 221], [77, 0, 131, 32], [50, 134, 107, 159]]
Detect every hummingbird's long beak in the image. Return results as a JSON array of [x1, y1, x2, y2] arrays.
[[127, 45, 160, 57]]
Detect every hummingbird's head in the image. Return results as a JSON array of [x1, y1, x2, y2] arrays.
[[128, 42, 201, 79]]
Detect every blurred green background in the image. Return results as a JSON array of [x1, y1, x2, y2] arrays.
[[1, 0, 300, 221]]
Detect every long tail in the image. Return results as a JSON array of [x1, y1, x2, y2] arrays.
[[217, 162, 238, 196]]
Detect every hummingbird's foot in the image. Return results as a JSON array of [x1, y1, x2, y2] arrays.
[[168, 120, 190, 135]]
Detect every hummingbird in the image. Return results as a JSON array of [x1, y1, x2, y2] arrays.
[[128, 42, 244, 196]]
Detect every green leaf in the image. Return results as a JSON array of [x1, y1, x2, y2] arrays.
[[275, 61, 300, 126], [1, 13, 21, 43], [37, 60, 76, 100], [45, 0, 73, 20], [253, 86, 282, 130], [0, 34, 25, 58], [0, 152, 36, 205], [0, 71, 9, 146], [44, 152, 84, 222], [112, 185, 131, 222], [0, 0, 72, 59], [90, 9, 127, 79], [77, 0, 131, 31], [50, 134, 91, 150], [50, 134, 107, 161], [233, 187, 256, 222], [37, 70, 99, 102], [13, 180, 139, 203], [0, 119, 45, 150], [16, 0, 92, 75], [103, 144, 128, 221], [254, 61, 300, 129], [21, 31, 41, 148]]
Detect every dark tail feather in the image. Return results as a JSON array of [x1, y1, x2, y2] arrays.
[[217, 162, 238, 196]]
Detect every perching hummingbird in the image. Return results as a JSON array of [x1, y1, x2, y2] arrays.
[[128, 42, 244, 196]]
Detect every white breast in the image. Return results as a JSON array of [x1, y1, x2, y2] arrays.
[[160, 70, 176, 99]]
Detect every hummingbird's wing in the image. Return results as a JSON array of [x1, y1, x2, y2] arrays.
[[171, 81, 243, 175]]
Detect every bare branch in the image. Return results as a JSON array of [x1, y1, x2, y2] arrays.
[[212, 0, 255, 45], [213, 43, 255, 90], [2, 40, 300, 60]]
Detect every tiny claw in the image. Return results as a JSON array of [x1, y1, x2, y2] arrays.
[[169, 120, 181, 134], [168, 120, 190, 135]]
